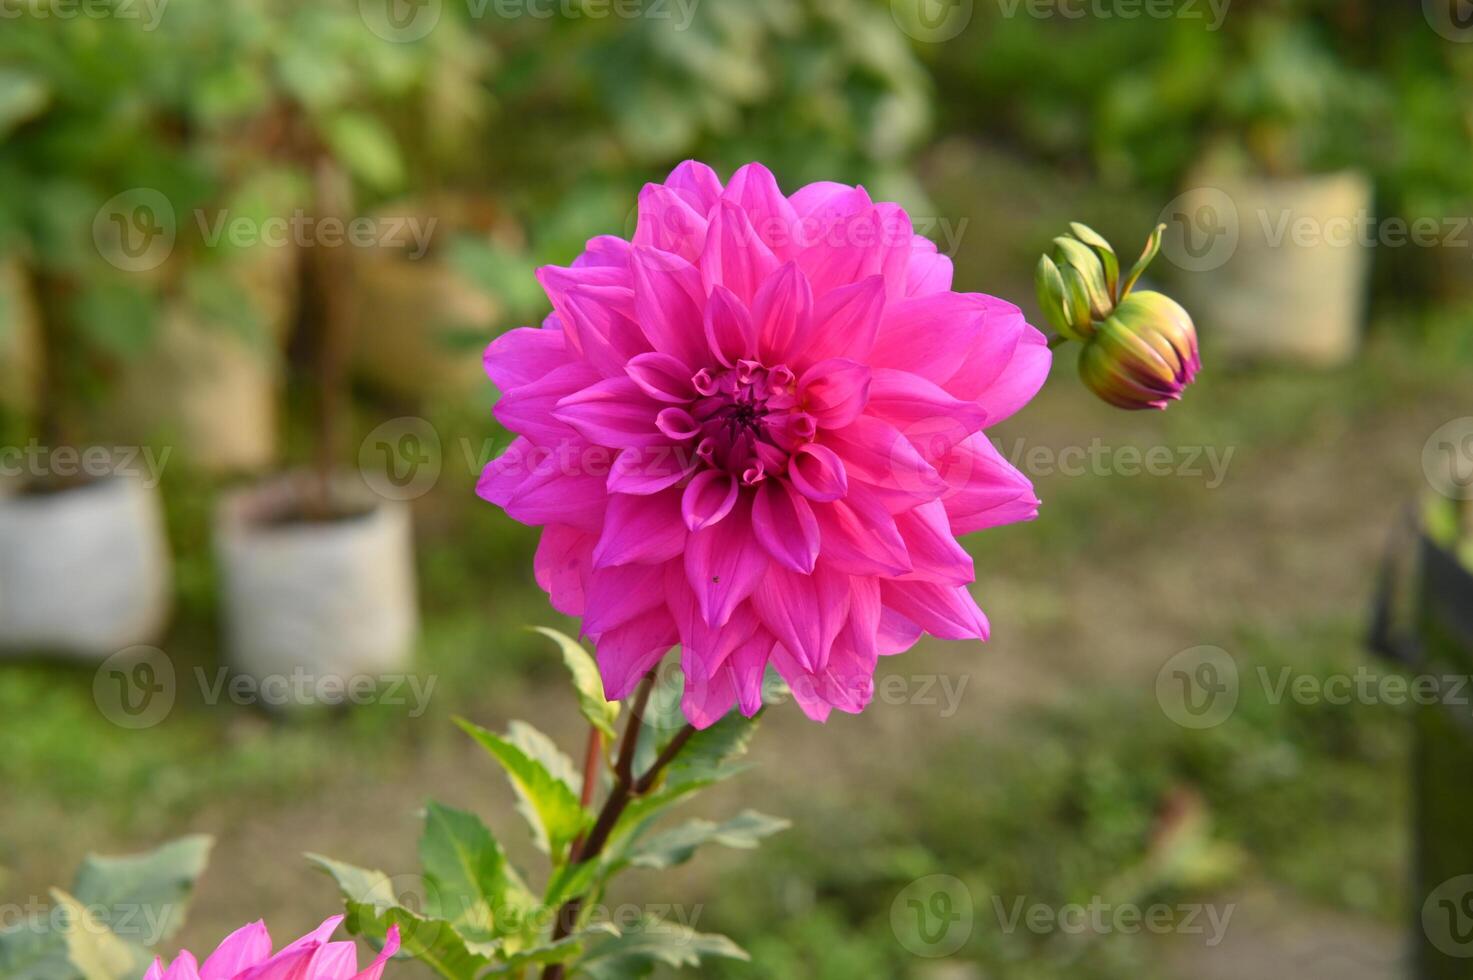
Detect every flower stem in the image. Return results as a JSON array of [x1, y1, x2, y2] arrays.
[[542, 674, 696, 980]]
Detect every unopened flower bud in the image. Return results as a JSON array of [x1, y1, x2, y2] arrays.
[[1078, 290, 1200, 410]]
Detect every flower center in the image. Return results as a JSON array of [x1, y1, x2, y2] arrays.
[[687, 360, 810, 483]]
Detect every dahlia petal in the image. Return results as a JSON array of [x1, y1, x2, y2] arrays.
[[863, 368, 988, 451], [308, 942, 358, 976], [871, 292, 992, 384], [811, 483, 911, 576], [788, 443, 849, 502], [161, 952, 201, 980], [634, 182, 709, 261], [822, 416, 942, 501], [631, 246, 710, 368], [476, 439, 534, 507], [537, 264, 628, 356], [970, 324, 1051, 426], [702, 285, 757, 367], [663, 160, 724, 213], [237, 946, 314, 980], [535, 525, 595, 617], [685, 495, 768, 627], [562, 286, 648, 378], [483, 327, 569, 392], [594, 607, 677, 700], [701, 199, 780, 304], [797, 207, 883, 297], [880, 581, 989, 641], [752, 478, 819, 573], [667, 568, 761, 671], [894, 500, 975, 585], [200, 920, 272, 979], [349, 926, 400, 980], [752, 262, 813, 364], [936, 434, 1041, 535], [769, 645, 832, 722], [607, 445, 697, 495], [574, 235, 634, 268], [803, 275, 886, 366], [500, 458, 608, 533], [625, 352, 697, 404], [875, 203, 913, 302], [592, 490, 686, 567], [728, 630, 773, 716], [906, 238, 953, 296], [798, 358, 871, 429], [585, 563, 669, 634], [751, 564, 850, 672], [553, 377, 665, 448], [722, 162, 801, 259], [494, 362, 602, 443], [145, 960, 167, 980], [682, 470, 740, 531], [679, 656, 738, 730], [787, 180, 862, 219], [878, 606, 924, 654]]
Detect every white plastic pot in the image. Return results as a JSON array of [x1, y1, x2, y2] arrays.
[[1173, 170, 1373, 366], [0, 475, 172, 657], [214, 472, 418, 705]]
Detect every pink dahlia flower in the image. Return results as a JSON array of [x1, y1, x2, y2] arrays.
[[142, 916, 398, 980], [480, 161, 1050, 726]]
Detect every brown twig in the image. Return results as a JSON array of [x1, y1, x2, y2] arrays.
[[542, 673, 697, 980]]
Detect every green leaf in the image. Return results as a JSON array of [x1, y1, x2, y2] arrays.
[[0, 70, 49, 138], [533, 627, 619, 741], [507, 720, 580, 797], [576, 921, 748, 979], [660, 713, 756, 790], [419, 803, 537, 944], [69, 281, 159, 360], [618, 811, 789, 872], [455, 718, 590, 859], [1120, 223, 1165, 299], [71, 835, 213, 946], [308, 855, 494, 980], [52, 889, 149, 980], [1068, 222, 1119, 300], [480, 929, 615, 975], [0, 915, 75, 980], [322, 112, 404, 191]]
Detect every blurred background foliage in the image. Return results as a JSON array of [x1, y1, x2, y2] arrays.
[[1, 0, 1471, 977]]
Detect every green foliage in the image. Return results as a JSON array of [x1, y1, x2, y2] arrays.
[[0, 836, 213, 980], [314, 648, 782, 978]]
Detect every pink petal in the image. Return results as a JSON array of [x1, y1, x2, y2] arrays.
[[878, 606, 924, 654], [798, 359, 870, 429], [862, 368, 988, 452], [592, 490, 686, 567], [631, 246, 710, 368], [535, 525, 595, 617], [796, 207, 883, 297], [752, 262, 813, 365], [821, 416, 942, 501], [584, 562, 669, 634], [682, 470, 740, 531], [553, 377, 664, 449], [787, 180, 863, 219], [703, 285, 756, 367], [537, 263, 629, 357], [307, 942, 357, 976], [906, 240, 954, 296], [625, 352, 697, 404], [752, 479, 819, 573], [969, 323, 1051, 426], [802, 275, 886, 366], [162, 952, 201, 980], [871, 291, 994, 384], [606, 445, 698, 495], [594, 607, 677, 699], [768, 645, 832, 723], [488, 450, 608, 533], [679, 657, 738, 729], [561, 286, 649, 378], [893, 500, 974, 585], [751, 564, 850, 672], [349, 926, 400, 980], [880, 581, 989, 641], [788, 443, 849, 502], [722, 163, 801, 259], [201, 921, 272, 979], [684, 495, 769, 627], [811, 484, 911, 577], [664, 160, 724, 214], [483, 327, 570, 393], [934, 434, 1040, 535], [634, 182, 709, 261], [727, 630, 773, 716], [236, 946, 315, 980], [874, 203, 913, 302], [494, 362, 602, 444], [700, 199, 779, 304]]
